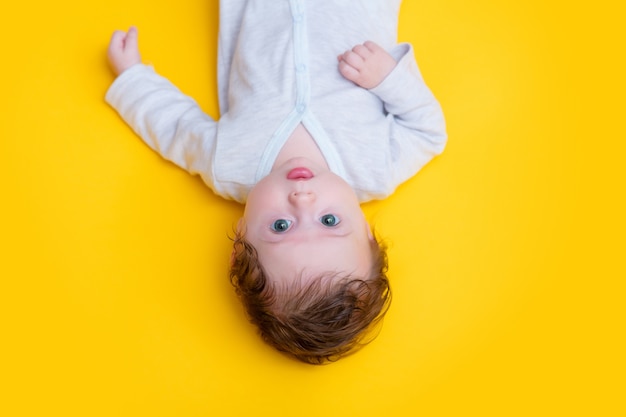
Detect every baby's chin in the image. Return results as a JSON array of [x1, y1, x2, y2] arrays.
[[271, 156, 329, 175]]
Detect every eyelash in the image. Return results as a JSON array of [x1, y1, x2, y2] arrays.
[[270, 214, 341, 233]]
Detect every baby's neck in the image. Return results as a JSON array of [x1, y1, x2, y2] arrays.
[[272, 123, 329, 171]]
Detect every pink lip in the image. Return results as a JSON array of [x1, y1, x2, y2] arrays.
[[287, 167, 314, 180]]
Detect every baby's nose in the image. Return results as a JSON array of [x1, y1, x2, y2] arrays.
[[288, 190, 316, 205]]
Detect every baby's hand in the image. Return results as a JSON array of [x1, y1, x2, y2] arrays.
[[107, 26, 142, 76], [338, 41, 397, 89]]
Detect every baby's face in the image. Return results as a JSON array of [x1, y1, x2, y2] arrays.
[[242, 157, 374, 284]]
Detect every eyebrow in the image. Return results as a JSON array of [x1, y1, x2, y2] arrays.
[[260, 228, 353, 244]]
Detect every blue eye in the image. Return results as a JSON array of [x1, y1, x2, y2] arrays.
[[271, 219, 292, 232], [320, 214, 340, 227]]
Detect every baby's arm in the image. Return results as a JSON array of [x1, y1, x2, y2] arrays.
[[105, 28, 218, 190], [340, 41, 447, 187], [107, 27, 142, 76], [338, 41, 397, 89]]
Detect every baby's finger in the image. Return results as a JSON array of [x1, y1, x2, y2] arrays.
[[124, 26, 139, 52], [338, 60, 360, 82], [109, 30, 127, 50], [352, 44, 371, 59], [364, 40, 385, 54], [341, 50, 364, 70]]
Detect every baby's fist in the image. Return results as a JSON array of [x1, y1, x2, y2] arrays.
[[107, 26, 141, 76], [338, 41, 397, 89]]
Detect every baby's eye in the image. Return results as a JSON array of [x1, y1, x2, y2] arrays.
[[320, 214, 340, 227], [271, 219, 292, 233]]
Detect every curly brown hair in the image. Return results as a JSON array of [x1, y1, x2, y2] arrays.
[[229, 229, 391, 365]]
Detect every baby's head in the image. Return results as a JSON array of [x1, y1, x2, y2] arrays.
[[229, 158, 390, 364]]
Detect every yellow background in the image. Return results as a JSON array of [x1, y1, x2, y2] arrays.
[[1, 0, 623, 416]]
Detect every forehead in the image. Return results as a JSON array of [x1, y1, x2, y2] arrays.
[[256, 235, 373, 284]]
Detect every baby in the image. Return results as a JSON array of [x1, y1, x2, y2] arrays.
[[106, 0, 446, 364]]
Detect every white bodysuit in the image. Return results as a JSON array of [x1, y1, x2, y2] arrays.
[[106, 0, 447, 203]]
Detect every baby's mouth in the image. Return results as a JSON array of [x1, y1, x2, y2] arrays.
[[287, 167, 314, 180]]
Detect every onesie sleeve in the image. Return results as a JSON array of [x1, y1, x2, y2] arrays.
[[105, 64, 218, 190], [369, 43, 447, 186]]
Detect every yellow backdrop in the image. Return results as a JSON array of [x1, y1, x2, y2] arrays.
[[1, 1, 623, 416]]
